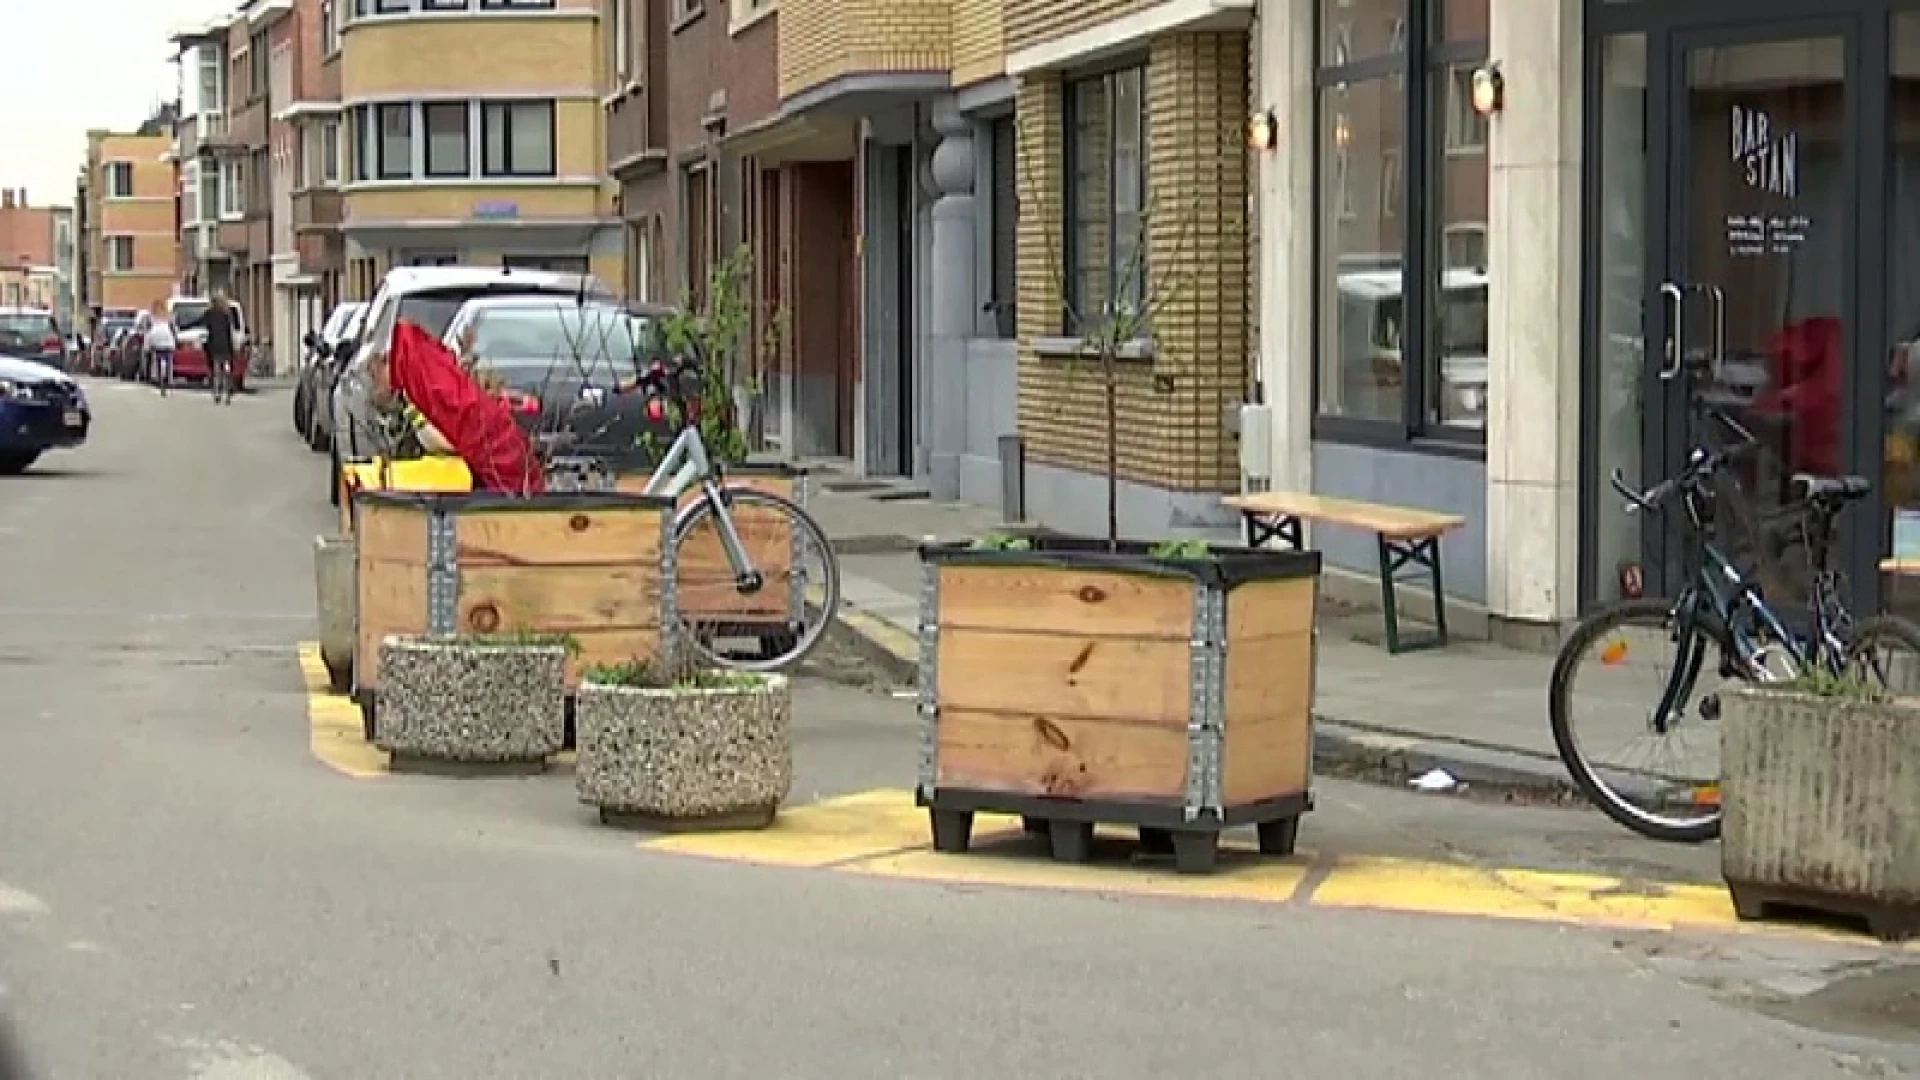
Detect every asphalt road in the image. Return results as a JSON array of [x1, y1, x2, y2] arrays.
[[0, 378, 1913, 1079]]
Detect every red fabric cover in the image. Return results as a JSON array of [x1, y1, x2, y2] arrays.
[[1752, 316, 1842, 478], [387, 319, 544, 494]]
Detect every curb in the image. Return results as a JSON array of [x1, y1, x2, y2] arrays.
[[827, 605, 1576, 800]]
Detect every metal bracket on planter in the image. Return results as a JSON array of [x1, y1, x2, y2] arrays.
[[1184, 583, 1226, 821], [787, 471, 810, 622], [424, 507, 459, 634], [915, 561, 941, 793], [659, 508, 679, 649]]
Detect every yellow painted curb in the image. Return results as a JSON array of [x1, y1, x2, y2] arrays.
[[637, 788, 1908, 943]]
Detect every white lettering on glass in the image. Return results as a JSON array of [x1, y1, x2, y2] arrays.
[[1730, 104, 1798, 198]]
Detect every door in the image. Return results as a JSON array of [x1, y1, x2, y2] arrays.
[[1639, 23, 1858, 606]]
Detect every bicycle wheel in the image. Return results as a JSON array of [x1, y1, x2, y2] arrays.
[[1548, 598, 1732, 843], [1846, 614, 1920, 695], [669, 487, 840, 673]]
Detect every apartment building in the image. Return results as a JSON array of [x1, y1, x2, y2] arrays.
[[335, 0, 622, 297], [79, 127, 179, 323], [0, 190, 61, 317], [282, 0, 346, 322], [173, 17, 234, 298]]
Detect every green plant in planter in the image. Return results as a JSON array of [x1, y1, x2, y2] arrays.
[[1783, 666, 1888, 703], [970, 531, 1034, 552], [1150, 538, 1211, 560], [581, 659, 764, 691], [647, 245, 788, 468]]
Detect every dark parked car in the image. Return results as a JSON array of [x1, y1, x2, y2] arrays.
[[0, 308, 69, 371], [0, 351, 90, 475]]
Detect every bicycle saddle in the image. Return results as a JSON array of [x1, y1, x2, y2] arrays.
[[1793, 473, 1871, 502]]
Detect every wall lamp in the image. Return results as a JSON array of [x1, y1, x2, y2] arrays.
[[1247, 109, 1277, 152], [1470, 64, 1505, 116]]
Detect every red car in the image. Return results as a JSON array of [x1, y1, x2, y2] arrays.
[[168, 296, 251, 390]]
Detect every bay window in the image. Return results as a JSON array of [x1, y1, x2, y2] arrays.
[[1314, 0, 1490, 445]]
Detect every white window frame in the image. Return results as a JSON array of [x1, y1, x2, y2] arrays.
[[220, 159, 246, 218], [106, 236, 135, 272], [322, 119, 342, 186], [322, 0, 341, 54], [104, 161, 135, 199]]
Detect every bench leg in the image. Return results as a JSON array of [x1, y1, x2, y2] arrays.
[[1375, 534, 1449, 655], [1243, 512, 1304, 551]]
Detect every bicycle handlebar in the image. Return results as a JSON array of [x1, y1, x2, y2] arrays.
[[1610, 403, 1760, 515]]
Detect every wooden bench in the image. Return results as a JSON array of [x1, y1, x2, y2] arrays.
[[1223, 492, 1467, 654]]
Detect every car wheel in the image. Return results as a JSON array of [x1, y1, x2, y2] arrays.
[[0, 451, 40, 475], [293, 379, 310, 434]]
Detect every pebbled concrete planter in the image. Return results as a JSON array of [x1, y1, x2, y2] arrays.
[[575, 675, 792, 829], [313, 535, 355, 694], [376, 636, 568, 773], [1722, 687, 1920, 940]]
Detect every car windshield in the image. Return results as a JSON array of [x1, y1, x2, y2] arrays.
[[464, 305, 656, 383], [172, 302, 210, 330], [0, 313, 56, 347]]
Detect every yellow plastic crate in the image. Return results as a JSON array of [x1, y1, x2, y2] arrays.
[[345, 456, 473, 494]]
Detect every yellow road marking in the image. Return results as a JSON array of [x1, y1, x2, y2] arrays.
[[637, 788, 1910, 943]]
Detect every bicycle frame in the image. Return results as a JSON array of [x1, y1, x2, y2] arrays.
[[641, 423, 758, 580]]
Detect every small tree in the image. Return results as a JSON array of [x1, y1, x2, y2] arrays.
[[1014, 107, 1196, 550], [651, 244, 785, 466]]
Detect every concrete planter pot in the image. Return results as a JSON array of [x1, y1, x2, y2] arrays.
[[375, 636, 568, 774], [313, 534, 356, 694], [1722, 686, 1920, 940], [575, 674, 792, 830]]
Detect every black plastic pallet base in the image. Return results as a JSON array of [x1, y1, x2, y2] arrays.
[[1728, 878, 1920, 943], [920, 788, 1310, 875]]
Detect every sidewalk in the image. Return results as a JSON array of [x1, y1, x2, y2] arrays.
[[803, 466, 1573, 795]]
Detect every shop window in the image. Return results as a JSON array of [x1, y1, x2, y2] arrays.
[[1063, 63, 1149, 336], [1314, 0, 1489, 443], [423, 102, 470, 178], [481, 101, 556, 178]]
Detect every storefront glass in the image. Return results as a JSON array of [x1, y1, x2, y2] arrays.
[[1590, 34, 1648, 605], [1885, 13, 1920, 615]]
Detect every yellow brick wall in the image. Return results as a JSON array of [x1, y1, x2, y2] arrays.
[[1004, 0, 1153, 56], [100, 201, 175, 236], [778, 0, 951, 101], [346, 182, 600, 224], [950, 0, 1005, 88], [1014, 32, 1252, 492], [341, 16, 597, 97]]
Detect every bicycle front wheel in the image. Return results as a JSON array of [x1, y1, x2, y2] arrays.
[[669, 487, 840, 673], [1549, 599, 1731, 843], [1846, 614, 1920, 694]]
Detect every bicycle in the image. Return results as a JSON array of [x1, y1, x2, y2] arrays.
[[1549, 404, 1920, 843], [583, 351, 842, 672]]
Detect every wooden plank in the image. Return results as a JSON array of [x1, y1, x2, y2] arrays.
[[454, 504, 664, 567], [355, 557, 428, 691], [935, 627, 1192, 727], [1881, 558, 1920, 576], [454, 565, 661, 634], [1224, 491, 1464, 539], [935, 564, 1194, 640], [1226, 577, 1317, 641], [355, 500, 427, 565], [1220, 633, 1314, 806], [934, 708, 1188, 803]]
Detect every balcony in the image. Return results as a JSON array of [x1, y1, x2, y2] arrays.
[[778, 0, 951, 107], [606, 85, 666, 176], [245, 216, 272, 258], [297, 231, 343, 277], [292, 189, 343, 233], [197, 112, 243, 157], [217, 220, 249, 258], [227, 98, 268, 149]]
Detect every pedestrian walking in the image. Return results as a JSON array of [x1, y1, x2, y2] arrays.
[[145, 305, 176, 396], [204, 293, 237, 405]]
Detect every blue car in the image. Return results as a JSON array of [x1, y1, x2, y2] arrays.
[[0, 309, 88, 474]]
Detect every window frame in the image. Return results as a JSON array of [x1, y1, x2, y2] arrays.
[[1311, 0, 1490, 452], [480, 100, 557, 178], [422, 101, 471, 178], [104, 161, 135, 199], [106, 235, 136, 273], [1060, 58, 1150, 340], [321, 118, 342, 186], [987, 113, 1017, 340], [375, 102, 413, 181]]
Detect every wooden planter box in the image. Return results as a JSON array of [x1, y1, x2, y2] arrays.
[[915, 536, 1322, 873], [615, 464, 808, 637], [1722, 687, 1920, 940], [352, 490, 674, 738]]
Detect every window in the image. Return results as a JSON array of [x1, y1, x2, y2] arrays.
[[479, 0, 559, 8], [1314, 0, 1490, 440], [502, 255, 589, 273], [221, 159, 245, 216], [481, 101, 555, 177], [610, 0, 630, 82], [375, 0, 409, 12], [423, 103, 470, 177], [322, 0, 340, 54], [423, 0, 471, 9], [200, 165, 221, 221], [249, 30, 268, 100], [198, 49, 222, 113], [377, 103, 412, 180], [104, 162, 134, 199], [321, 119, 341, 185], [106, 236, 135, 272], [673, 0, 702, 22], [1063, 64, 1148, 335], [987, 115, 1016, 339], [683, 163, 713, 308]]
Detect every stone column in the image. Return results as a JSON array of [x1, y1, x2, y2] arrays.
[[1254, 0, 1316, 497], [926, 97, 977, 502], [1486, 0, 1583, 630]]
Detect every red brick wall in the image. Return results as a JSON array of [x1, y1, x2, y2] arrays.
[[664, 7, 778, 150], [0, 202, 54, 270]]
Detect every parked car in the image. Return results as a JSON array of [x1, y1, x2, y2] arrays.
[[88, 313, 136, 374], [296, 301, 365, 449], [0, 350, 89, 475], [169, 296, 251, 390], [327, 265, 617, 505], [0, 307, 71, 372], [310, 303, 368, 455], [110, 317, 149, 381], [441, 295, 670, 468]]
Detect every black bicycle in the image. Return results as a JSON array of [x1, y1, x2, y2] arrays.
[[1549, 408, 1920, 843]]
